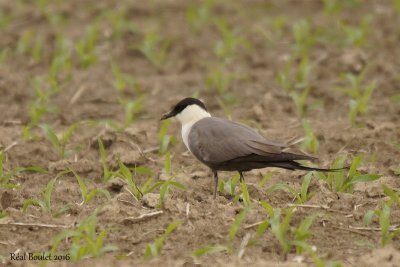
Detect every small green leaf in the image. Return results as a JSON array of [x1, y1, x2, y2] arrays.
[[144, 221, 180, 259], [379, 204, 391, 245], [348, 174, 381, 185], [169, 181, 186, 190], [164, 151, 171, 174], [241, 180, 251, 206], [268, 183, 297, 195], [230, 173, 240, 195], [22, 198, 41, 213], [260, 200, 274, 217], [118, 159, 132, 180], [258, 172, 273, 187], [382, 185, 400, 206], [72, 170, 88, 201], [85, 189, 111, 203], [255, 220, 269, 238], [349, 154, 364, 177], [0, 151, 4, 178], [192, 245, 228, 257], [363, 210, 375, 226], [43, 178, 57, 211], [40, 124, 61, 151], [229, 205, 252, 242], [24, 166, 48, 173], [300, 172, 313, 202], [61, 123, 79, 146]]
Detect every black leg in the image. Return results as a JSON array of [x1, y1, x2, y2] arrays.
[[213, 171, 218, 199], [239, 171, 245, 183]]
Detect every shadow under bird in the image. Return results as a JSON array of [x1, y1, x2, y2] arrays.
[[161, 97, 341, 198]]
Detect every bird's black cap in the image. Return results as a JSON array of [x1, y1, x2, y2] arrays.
[[161, 97, 207, 120]]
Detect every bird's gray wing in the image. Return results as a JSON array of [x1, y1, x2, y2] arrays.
[[188, 117, 287, 164]]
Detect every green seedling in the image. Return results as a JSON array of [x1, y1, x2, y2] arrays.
[[268, 172, 314, 204], [218, 173, 240, 197], [0, 151, 47, 188], [389, 94, 400, 103], [268, 183, 297, 199], [25, 79, 50, 125], [50, 34, 73, 80], [383, 185, 400, 207], [292, 19, 316, 57], [98, 138, 112, 181], [395, 0, 400, 14], [44, 8, 67, 26], [276, 60, 292, 92], [292, 58, 313, 117], [339, 16, 372, 48], [322, 0, 362, 15], [258, 171, 273, 187], [300, 120, 319, 154], [214, 19, 248, 61], [192, 205, 252, 257], [322, 0, 344, 14], [216, 95, 236, 117], [116, 159, 161, 201], [144, 221, 181, 259], [336, 71, 376, 125], [138, 32, 171, 67], [290, 86, 311, 118], [364, 203, 400, 246], [17, 30, 33, 55], [240, 180, 251, 206], [40, 123, 79, 159], [71, 169, 110, 205], [112, 63, 127, 93], [111, 63, 140, 94], [36, 0, 56, 12], [31, 36, 44, 62], [105, 9, 135, 39], [100, 96, 144, 131], [22, 170, 71, 217], [17, 30, 45, 63], [186, 0, 214, 32], [191, 245, 228, 257], [292, 212, 319, 254], [257, 16, 286, 44], [158, 152, 186, 207], [23, 77, 60, 140], [75, 24, 98, 68], [0, 47, 10, 64], [158, 119, 177, 155], [316, 154, 381, 192], [206, 65, 234, 95], [0, 211, 7, 219], [260, 202, 318, 259], [298, 172, 314, 203], [295, 56, 313, 90], [120, 96, 144, 130], [378, 204, 400, 246], [276, 57, 312, 92], [0, 9, 12, 29], [50, 212, 118, 261], [228, 205, 252, 252], [276, 57, 314, 117]]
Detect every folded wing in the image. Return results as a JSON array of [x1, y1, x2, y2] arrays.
[[188, 117, 289, 166]]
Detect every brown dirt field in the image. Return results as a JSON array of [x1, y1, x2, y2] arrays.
[[0, 0, 400, 266]]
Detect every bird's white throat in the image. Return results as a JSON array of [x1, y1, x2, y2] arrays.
[[176, 104, 211, 150]]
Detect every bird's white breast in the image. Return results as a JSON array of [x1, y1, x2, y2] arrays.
[[181, 122, 194, 152]]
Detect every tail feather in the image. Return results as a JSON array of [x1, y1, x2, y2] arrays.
[[268, 161, 345, 172]]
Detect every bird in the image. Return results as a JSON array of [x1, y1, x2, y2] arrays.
[[161, 97, 341, 198]]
